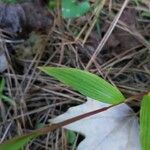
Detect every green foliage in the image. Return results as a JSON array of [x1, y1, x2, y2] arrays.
[[47, 0, 57, 9], [0, 78, 15, 106], [39, 67, 125, 104], [2, 0, 90, 18], [140, 92, 150, 150], [1, 67, 149, 149], [0, 67, 125, 149], [132, 0, 141, 5], [66, 130, 76, 145], [61, 0, 90, 19], [0, 133, 38, 150], [0, 78, 5, 97], [141, 11, 150, 17]]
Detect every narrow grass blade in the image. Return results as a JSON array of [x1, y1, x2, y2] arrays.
[[140, 92, 150, 150], [39, 67, 125, 104], [0, 78, 16, 106], [1, 95, 16, 106], [0, 78, 5, 96], [0, 133, 37, 150]]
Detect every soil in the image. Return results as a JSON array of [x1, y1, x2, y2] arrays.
[[0, 0, 150, 149]]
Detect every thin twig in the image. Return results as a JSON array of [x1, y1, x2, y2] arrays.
[[85, 0, 129, 70]]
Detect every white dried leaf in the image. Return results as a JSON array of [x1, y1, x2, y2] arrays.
[[50, 98, 141, 150]]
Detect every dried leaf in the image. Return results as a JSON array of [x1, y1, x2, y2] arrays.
[[51, 98, 141, 150]]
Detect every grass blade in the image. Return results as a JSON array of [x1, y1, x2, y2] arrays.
[[0, 133, 37, 150], [39, 67, 125, 104], [140, 92, 150, 150], [0, 78, 5, 97]]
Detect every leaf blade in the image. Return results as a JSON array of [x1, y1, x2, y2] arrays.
[[0, 133, 37, 150], [39, 67, 125, 104], [61, 0, 90, 19], [0, 78, 5, 96], [140, 92, 150, 150]]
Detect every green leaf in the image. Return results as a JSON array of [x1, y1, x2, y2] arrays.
[[0, 78, 16, 106], [66, 130, 76, 145], [47, 0, 56, 9], [141, 11, 150, 17], [0, 78, 5, 97], [39, 67, 125, 104], [1, 95, 16, 106], [0, 132, 38, 150], [61, 0, 90, 19], [140, 92, 150, 150]]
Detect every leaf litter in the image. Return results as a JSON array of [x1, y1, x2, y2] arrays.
[[0, 0, 53, 72], [0, 0, 149, 149]]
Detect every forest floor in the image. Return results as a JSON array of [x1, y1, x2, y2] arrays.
[[0, 0, 150, 149]]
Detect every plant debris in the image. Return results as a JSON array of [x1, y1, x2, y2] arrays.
[[0, 0, 149, 149], [101, 8, 140, 52]]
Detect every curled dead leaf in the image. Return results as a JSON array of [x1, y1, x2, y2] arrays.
[[51, 98, 141, 150]]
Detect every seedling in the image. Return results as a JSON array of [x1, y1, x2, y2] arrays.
[[0, 67, 149, 150]]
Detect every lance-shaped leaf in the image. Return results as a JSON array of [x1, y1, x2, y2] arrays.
[[140, 92, 150, 150], [39, 67, 125, 104]]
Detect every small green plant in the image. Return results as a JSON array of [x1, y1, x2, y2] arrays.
[[0, 67, 149, 150], [48, 0, 90, 18], [61, 0, 90, 19], [2, 0, 90, 19], [38, 67, 150, 150]]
